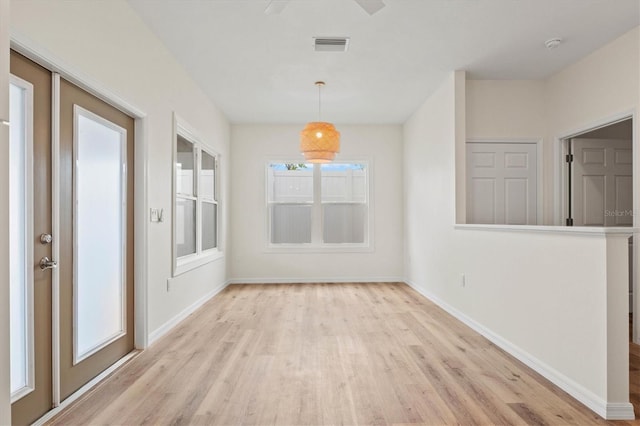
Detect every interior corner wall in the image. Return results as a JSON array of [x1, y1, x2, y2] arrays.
[[466, 26, 639, 225], [404, 71, 630, 416], [229, 124, 404, 283], [545, 26, 640, 225], [454, 70, 467, 224], [10, 0, 231, 338], [0, 0, 11, 422], [465, 79, 547, 222], [545, 26, 639, 139], [403, 73, 457, 292]]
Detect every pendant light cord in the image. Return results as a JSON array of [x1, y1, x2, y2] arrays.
[[317, 83, 322, 122], [315, 81, 325, 122]]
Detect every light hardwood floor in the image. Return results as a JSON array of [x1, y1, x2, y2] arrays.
[[47, 283, 636, 425], [629, 338, 640, 420]]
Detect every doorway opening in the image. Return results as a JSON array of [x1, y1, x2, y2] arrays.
[[563, 119, 633, 227], [561, 117, 634, 313], [560, 116, 636, 413]]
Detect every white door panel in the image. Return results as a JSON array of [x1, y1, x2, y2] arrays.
[[615, 176, 633, 226], [572, 138, 632, 227], [466, 142, 537, 225], [505, 178, 528, 224], [471, 178, 496, 223], [581, 175, 605, 225]]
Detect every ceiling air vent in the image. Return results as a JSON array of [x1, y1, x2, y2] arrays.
[[314, 37, 350, 52]]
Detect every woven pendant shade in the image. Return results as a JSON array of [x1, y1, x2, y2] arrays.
[[300, 81, 340, 163], [300, 121, 340, 163]]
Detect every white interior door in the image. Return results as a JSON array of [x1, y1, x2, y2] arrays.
[[571, 138, 632, 226], [466, 142, 537, 225]]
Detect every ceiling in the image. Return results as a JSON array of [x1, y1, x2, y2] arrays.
[[127, 0, 639, 124]]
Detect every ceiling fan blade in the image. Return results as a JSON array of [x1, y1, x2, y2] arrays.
[[353, 0, 385, 15], [264, 0, 289, 15]]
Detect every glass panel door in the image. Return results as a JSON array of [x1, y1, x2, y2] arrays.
[[73, 106, 127, 364], [10, 50, 53, 426], [59, 77, 134, 400]]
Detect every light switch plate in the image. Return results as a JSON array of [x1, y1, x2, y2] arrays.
[[150, 208, 164, 223]]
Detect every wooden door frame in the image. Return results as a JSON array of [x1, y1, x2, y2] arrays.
[[553, 110, 638, 343], [9, 36, 149, 408], [466, 138, 543, 225]]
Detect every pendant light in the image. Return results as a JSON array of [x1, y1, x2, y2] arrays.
[[300, 81, 340, 163]]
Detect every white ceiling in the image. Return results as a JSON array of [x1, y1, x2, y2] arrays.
[[127, 0, 639, 124]]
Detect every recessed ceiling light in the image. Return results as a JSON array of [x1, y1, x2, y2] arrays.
[[545, 38, 563, 49]]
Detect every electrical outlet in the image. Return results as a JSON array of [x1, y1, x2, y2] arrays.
[[461, 273, 466, 288]]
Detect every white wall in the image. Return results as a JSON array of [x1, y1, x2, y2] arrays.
[[230, 124, 404, 282], [404, 75, 457, 292], [545, 27, 639, 142], [405, 71, 632, 419], [10, 0, 231, 338], [0, 0, 11, 422], [466, 80, 546, 140]]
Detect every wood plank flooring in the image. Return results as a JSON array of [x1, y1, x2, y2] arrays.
[[629, 339, 640, 420], [47, 283, 637, 425]]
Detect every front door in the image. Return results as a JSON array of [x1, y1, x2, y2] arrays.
[[9, 51, 135, 424], [10, 50, 53, 426], [58, 78, 135, 400]]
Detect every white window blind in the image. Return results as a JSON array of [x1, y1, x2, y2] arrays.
[[266, 162, 370, 248]]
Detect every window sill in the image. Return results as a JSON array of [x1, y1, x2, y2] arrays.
[[11, 386, 34, 404], [174, 250, 224, 276], [264, 243, 373, 254]]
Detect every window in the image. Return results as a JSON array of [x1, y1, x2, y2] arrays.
[[266, 162, 370, 250], [10, 76, 35, 402], [173, 118, 221, 275], [74, 106, 126, 363]]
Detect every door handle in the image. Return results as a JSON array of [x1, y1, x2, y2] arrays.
[[39, 257, 58, 270]]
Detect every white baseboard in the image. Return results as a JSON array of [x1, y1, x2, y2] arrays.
[[228, 276, 404, 284], [148, 280, 230, 346], [404, 279, 635, 421], [606, 402, 636, 420]]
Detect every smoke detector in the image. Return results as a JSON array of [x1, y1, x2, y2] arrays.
[[545, 38, 563, 49], [314, 37, 350, 52]]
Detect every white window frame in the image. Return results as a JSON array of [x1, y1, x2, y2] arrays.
[[265, 160, 373, 253], [172, 114, 222, 276], [72, 105, 127, 365], [9, 75, 36, 403]]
